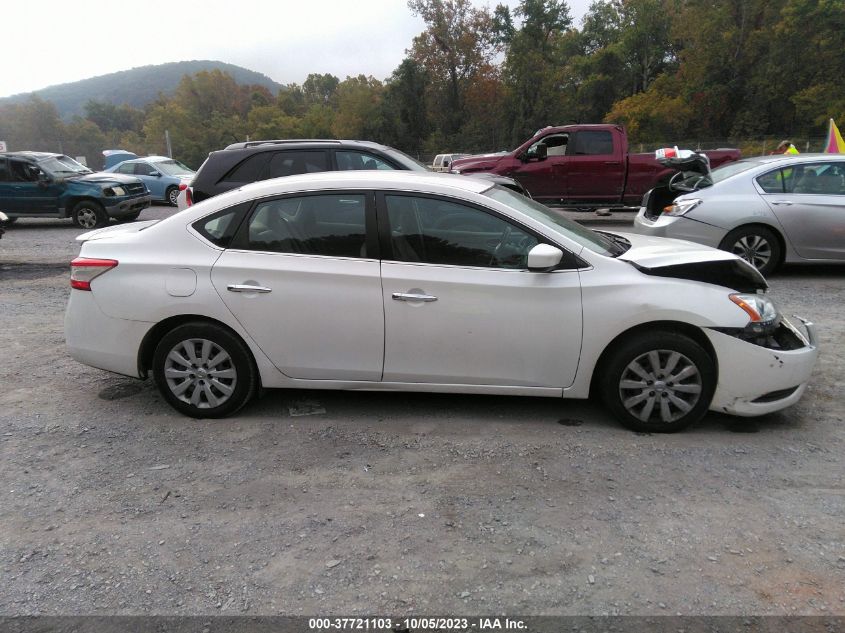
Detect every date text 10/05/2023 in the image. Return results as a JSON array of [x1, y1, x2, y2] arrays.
[[308, 617, 527, 630]]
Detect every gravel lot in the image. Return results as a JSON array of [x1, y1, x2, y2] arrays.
[[0, 206, 843, 616]]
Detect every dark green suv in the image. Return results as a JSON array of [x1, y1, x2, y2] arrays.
[[0, 152, 151, 228]]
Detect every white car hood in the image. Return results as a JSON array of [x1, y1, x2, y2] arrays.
[[76, 220, 159, 242], [613, 231, 737, 267], [604, 231, 767, 292]]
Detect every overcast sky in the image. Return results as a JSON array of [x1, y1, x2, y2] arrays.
[[2, 0, 592, 98]]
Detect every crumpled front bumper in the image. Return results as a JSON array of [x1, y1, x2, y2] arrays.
[[706, 316, 818, 416]]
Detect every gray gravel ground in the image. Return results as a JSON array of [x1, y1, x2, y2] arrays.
[[0, 206, 843, 616]]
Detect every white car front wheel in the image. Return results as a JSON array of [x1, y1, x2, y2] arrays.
[[600, 331, 716, 433]]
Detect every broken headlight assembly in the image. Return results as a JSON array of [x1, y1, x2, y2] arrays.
[[730, 293, 779, 333], [719, 293, 806, 350]]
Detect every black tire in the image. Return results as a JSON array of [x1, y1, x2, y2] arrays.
[[719, 225, 782, 277], [599, 331, 716, 433], [166, 186, 179, 206], [72, 200, 108, 229], [152, 322, 257, 418]]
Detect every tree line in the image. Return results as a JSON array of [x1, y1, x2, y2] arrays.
[[1, 0, 843, 169]]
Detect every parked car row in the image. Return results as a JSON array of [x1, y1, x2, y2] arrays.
[[0, 134, 826, 432]]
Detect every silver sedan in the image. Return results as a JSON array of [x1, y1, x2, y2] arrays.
[[635, 154, 845, 275]]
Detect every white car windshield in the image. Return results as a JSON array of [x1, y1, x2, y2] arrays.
[[484, 186, 625, 257]]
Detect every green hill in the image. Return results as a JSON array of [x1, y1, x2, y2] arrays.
[[0, 60, 284, 118]]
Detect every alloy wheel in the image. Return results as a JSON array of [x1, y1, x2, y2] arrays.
[[731, 234, 771, 271], [163, 338, 237, 409], [77, 208, 99, 229], [618, 349, 703, 424]]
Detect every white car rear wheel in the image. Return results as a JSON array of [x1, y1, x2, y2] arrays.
[[152, 323, 257, 418]]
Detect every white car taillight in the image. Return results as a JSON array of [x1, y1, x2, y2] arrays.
[[70, 258, 118, 291]]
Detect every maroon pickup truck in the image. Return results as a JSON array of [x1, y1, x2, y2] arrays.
[[449, 124, 741, 206]]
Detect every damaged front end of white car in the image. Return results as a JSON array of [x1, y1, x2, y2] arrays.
[[615, 233, 818, 419]]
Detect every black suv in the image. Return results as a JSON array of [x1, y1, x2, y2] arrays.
[[184, 140, 528, 206]]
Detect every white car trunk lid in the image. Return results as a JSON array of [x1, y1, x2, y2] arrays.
[[76, 220, 159, 243]]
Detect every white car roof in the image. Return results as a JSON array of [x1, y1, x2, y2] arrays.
[[175, 170, 502, 226], [237, 170, 491, 198]]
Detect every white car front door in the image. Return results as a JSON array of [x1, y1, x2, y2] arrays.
[[379, 193, 583, 388], [211, 193, 384, 381]]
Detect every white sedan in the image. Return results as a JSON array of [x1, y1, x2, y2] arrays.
[[65, 171, 818, 432]]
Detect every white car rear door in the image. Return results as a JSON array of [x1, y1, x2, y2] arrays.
[[211, 193, 385, 381]]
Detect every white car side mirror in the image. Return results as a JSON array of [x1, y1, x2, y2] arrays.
[[527, 243, 563, 271]]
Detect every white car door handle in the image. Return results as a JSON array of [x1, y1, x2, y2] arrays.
[[392, 292, 437, 302], [227, 284, 272, 293], [771, 200, 793, 205]]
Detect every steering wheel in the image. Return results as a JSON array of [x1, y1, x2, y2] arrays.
[[489, 225, 513, 266]]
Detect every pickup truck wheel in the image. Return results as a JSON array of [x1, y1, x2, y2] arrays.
[[600, 331, 715, 433], [72, 201, 108, 229], [719, 226, 782, 277], [166, 186, 179, 206]]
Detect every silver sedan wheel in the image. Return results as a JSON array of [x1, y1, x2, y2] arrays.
[[730, 234, 772, 271], [163, 338, 237, 409], [618, 349, 702, 424]]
